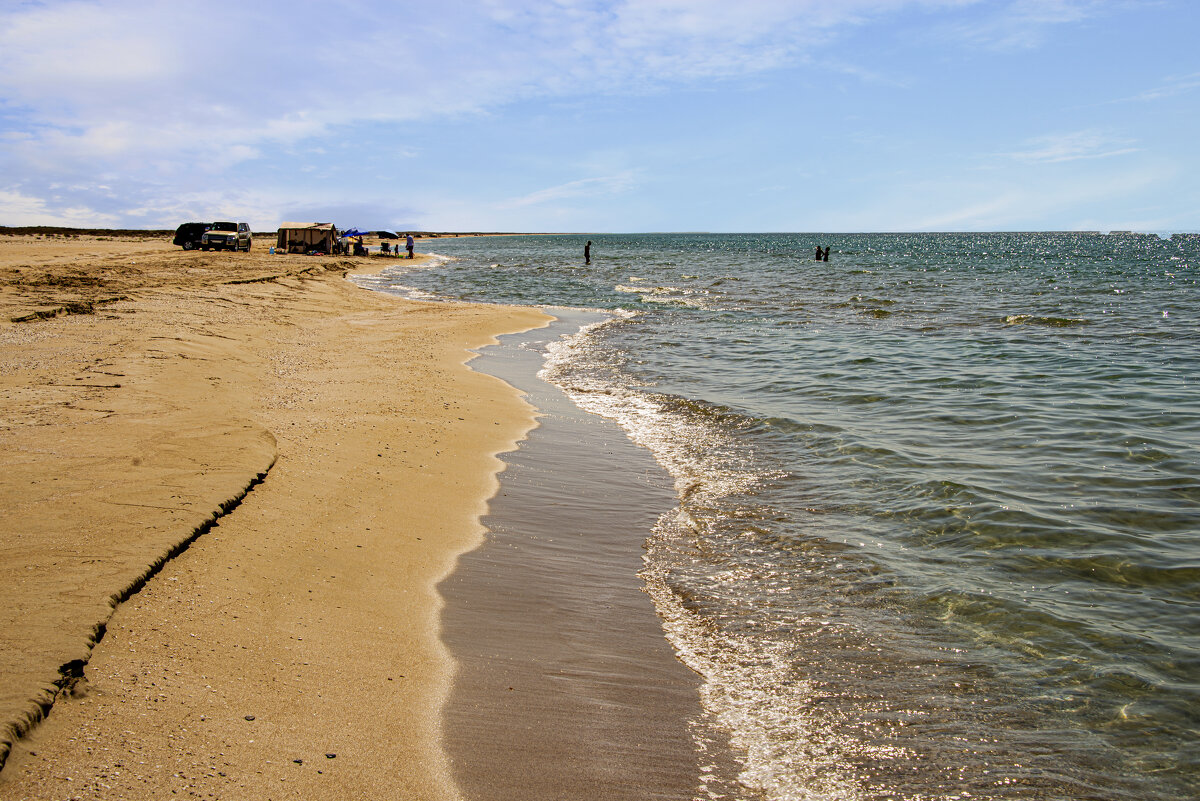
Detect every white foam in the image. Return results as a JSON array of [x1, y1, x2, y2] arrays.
[[539, 318, 878, 801]]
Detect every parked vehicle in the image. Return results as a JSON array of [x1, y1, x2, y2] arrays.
[[173, 222, 210, 250], [201, 221, 252, 252]]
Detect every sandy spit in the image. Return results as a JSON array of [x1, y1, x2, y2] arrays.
[[0, 235, 550, 799]]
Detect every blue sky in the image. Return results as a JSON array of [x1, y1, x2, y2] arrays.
[[1, 0, 1197, 233]]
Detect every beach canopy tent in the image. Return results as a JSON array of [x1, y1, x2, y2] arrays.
[[277, 222, 338, 253], [341, 228, 367, 238], [372, 230, 398, 239]]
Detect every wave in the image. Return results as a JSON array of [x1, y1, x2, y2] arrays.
[[614, 283, 711, 308], [1003, 313, 1092, 327]]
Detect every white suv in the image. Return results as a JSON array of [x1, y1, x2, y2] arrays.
[[201, 221, 252, 251]]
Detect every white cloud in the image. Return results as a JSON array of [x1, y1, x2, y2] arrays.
[[892, 163, 1171, 231], [0, 2, 182, 91], [934, 0, 1108, 50], [0, 0, 1177, 231], [502, 172, 637, 208], [1002, 131, 1139, 163], [113, 186, 350, 231], [1, 0, 982, 226], [0, 0, 980, 171], [1122, 71, 1200, 103], [0, 188, 119, 227]]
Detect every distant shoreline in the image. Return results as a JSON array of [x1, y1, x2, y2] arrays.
[[3, 226, 1196, 240], [0, 226, 542, 240]]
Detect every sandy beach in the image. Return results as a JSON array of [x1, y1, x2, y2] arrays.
[[0, 234, 552, 798]]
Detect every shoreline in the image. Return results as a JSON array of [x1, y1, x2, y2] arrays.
[[441, 311, 729, 800], [0, 236, 551, 797]]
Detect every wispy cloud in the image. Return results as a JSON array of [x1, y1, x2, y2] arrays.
[[1002, 131, 1139, 163], [852, 161, 1173, 232], [502, 172, 638, 208], [907, 193, 1027, 230], [934, 0, 1109, 50], [0, 188, 119, 227], [1119, 71, 1200, 103], [0, 0, 984, 171], [0, 0, 1185, 230], [2, 0, 967, 225]]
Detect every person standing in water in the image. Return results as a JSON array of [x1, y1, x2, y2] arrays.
[[585, 240, 592, 264]]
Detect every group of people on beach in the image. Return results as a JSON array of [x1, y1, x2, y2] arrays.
[[368, 233, 417, 258], [815, 246, 831, 261]]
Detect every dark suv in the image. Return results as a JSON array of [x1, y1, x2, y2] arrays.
[[173, 222, 210, 250], [201, 221, 252, 252]]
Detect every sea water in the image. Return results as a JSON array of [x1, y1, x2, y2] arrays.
[[358, 233, 1198, 800]]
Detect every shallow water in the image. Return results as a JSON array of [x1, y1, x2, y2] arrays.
[[362, 232, 1199, 800]]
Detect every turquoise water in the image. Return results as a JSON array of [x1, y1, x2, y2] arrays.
[[363, 233, 1198, 800]]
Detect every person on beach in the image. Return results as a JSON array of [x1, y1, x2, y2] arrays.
[[823, 247, 830, 262], [585, 240, 592, 264], [406, 233, 415, 259]]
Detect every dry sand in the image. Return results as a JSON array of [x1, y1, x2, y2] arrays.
[[0, 235, 550, 798]]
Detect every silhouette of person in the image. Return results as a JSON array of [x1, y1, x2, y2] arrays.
[[823, 247, 830, 262], [815, 246, 822, 260], [585, 240, 592, 264]]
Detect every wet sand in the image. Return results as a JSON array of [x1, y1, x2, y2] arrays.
[[0, 235, 549, 798], [441, 312, 719, 800]]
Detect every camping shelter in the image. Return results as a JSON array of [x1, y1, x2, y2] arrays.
[[276, 222, 338, 254]]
